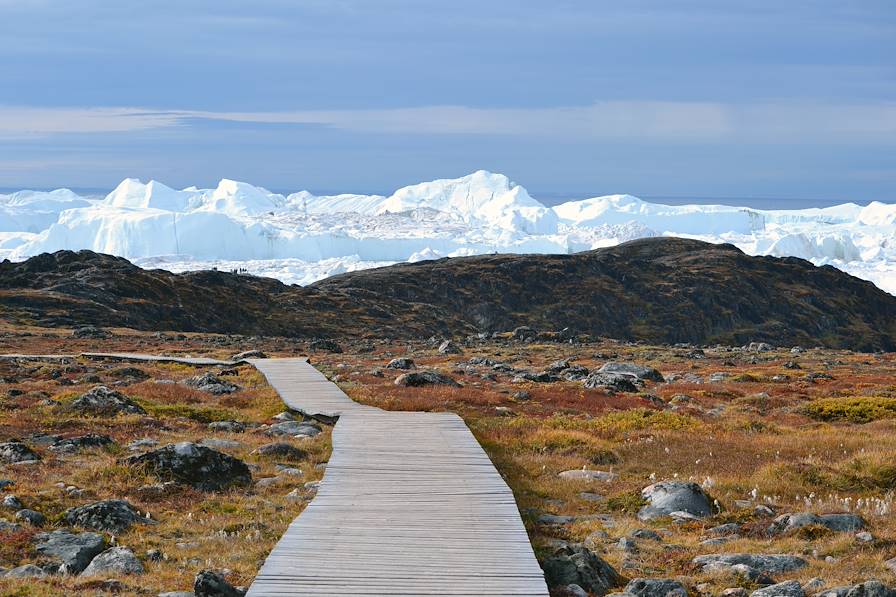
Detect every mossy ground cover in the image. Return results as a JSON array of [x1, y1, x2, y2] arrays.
[[2, 329, 896, 594], [0, 336, 332, 596]]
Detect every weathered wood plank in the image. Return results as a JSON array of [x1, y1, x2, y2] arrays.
[[247, 358, 549, 597]]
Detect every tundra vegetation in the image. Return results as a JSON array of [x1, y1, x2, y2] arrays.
[[0, 326, 894, 596]]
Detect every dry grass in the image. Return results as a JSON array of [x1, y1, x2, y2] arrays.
[[0, 348, 331, 596], [2, 330, 896, 592]]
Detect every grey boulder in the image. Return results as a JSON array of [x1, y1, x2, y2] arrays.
[[768, 512, 865, 535], [125, 442, 252, 491], [693, 553, 808, 574], [638, 481, 712, 521], [69, 386, 146, 416], [386, 358, 416, 370], [597, 362, 664, 382], [265, 421, 322, 438], [195, 569, 246, 596], [81, 546, 144, 577], [541, 543, 622, 596], [394, 371, 460, 387], [65, 499, 151, 533], [5, 564, 48, 578], [751, 580, 804, 597], [625, 578, 688, 597], [34, 529, 106, 574], [0, 441, 41, 464], [185, 372, 239, 395]]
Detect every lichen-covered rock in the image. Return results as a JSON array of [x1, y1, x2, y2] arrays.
[[232, 350, 266, 360], [597, 362, 664, 382], [252, 443, 308, 461], [751, 580, 804, 597], [625, 578, 688, 597], [638, 481, 712, 521], [125, 442, 252, 491], [584, 372, 640, 393], [394, 371, 460, 387], [65, 499, 151, 533], [208, 421, 247, 433], [5, 564, 48, 578], [33, 530, 106, 574], [50, 434, 115, 453], [265, 421, 322, 438], [0, 441, 41, 464], [438, 340, 463, 354], [309, 338, 342, 353], [542, 543, 623, 595], [69, 386, 146, 416], [15, 509, 45, 526], [768, 512, 866, 535], [185, 373, 239, 395], [386, 358, 416, 370], [80, 546, 144, 577], [693, 553, 808, 574], [72, 326, 110, 339], [195, 569, 245, 597]]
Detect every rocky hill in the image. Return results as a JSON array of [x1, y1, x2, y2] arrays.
[[2, 238, 895, 350]]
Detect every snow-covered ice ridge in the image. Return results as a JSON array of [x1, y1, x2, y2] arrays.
[[1, 170, 894, 294]]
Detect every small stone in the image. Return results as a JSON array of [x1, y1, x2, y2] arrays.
[[252, 442, 308, 460], [559, 469, 618, 482], [309, 338, 342, 353], [128, 438, 159, 451], [272, 411, 298, 421], [185, 372, 239, 395], [15, 509, 45, 526], [146, 549, 164, 562], [630, 529, 662, 541], [693, 553, 808, 574], [0, 442, 41, 464], [208, 421, 247, 433], [541, 543, 622, 596], [855, 531, 874, 543], [194, 569, 243, 597], [625, 578, 687, 597], [199, 438, 244, 451], [5, 564, 48, 578], [2, 495, 24, 510], [265, 421, 322, 438], [394, 371, 460, 387], [50, 434, 115, 453], [750, 580, 804, 597], [232, 350, 266, 360]]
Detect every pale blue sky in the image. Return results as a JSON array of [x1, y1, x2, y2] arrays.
[[0, 1, 893, 204]]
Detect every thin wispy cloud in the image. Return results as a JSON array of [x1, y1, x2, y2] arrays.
[[2, 101, 894, 144]]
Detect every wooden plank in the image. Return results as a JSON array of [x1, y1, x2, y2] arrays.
[[247, 359, 548, 597]]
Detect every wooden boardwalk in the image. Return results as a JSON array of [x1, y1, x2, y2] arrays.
[[1, 353, 548, 595], [247, 358, 549, 596]]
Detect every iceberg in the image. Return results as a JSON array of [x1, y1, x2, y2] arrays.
[[2, 170, 893, 295]]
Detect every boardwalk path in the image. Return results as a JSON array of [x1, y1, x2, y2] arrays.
[[21, 353, 549, 596]]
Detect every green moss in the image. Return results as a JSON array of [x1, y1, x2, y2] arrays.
[[140, 401, 241, 423], [831, 457, 896, 491], [804, 396, 896, 423], [606, 490, 647, 514]]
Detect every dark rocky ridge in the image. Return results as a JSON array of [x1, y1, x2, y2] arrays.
[[2, 238, 895, 350]]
